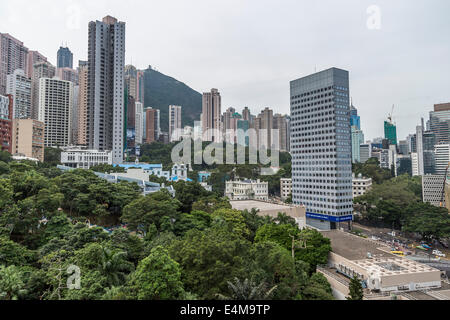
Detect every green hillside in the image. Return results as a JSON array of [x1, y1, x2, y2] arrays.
[[143, 67, 202, 132]]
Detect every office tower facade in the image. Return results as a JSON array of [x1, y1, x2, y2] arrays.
[[169, 105, 182, 142], [87, 16, 126, 164], [257, 107, 274, 150], [202, 89, 222, 142], [429, 103, 450, 144], [145, 107, 160, 144], [0, 33, 29, 95], [77, 63, 88, 145], [6, 69, 32, 119], [125, 65, 137, 99], [273, 114, 288, 152], [407, 134, 417, 153], [135, 102, 144, 145], [38, 77, 73, 147], [31, 61, 56, 120], [126, 95, 136, 149], [136, 70, 145, 103], [26, 51, 47, 78], [434, 144, 450, 176], [290, 68, 353, 230], [0, 94, 13, 153], [350, 104, 361, 130], [384, 121, 397, 146], [351, 126, 364, 163], [12, 119, 45, 161], [397, 155, 412, 176], [416, 125, 425, 176], [57, 46, 73, 69], [398, 140, 409, 155]]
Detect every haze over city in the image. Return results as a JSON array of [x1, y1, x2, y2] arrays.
[[1, 0, 449, 140]]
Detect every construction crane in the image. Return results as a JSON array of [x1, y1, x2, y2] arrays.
[[388, 104, 395, 123], [439, 162, 450, 207]]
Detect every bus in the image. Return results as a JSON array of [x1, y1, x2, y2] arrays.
[[391, 251, 405, 256]]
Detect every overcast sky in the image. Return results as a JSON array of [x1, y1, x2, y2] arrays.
[[1, 0, 449, 141]]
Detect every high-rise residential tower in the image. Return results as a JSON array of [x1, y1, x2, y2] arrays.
[[0, 33, 29, 95], [135, 102, 144, 145], [145, 107, 160, 144], [57, 46, 73, 69], [77, 62, 88, 145], [31, 61, 56, 120], [38, 77, 73, 147], [26, 51, 47, 78], [125, 65, 137, 100], [273, 113, 288, 152], [87, 16, 126, 164], [256, 107, 274, 150], [0, 94, 13, 153], [169, 105, 182, 142], [6, 69, 32, 119], [202, 89, 222, 142], [290, 68, 353, 230]]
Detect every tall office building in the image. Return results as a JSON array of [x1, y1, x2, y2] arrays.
[[434, 144, 450, 176], [6, 69, 32, 119], [169, 105, 182, 142], [351, 126, 364, 163], [57, 46, 73, 69], [202, 88, 222, 142], [350, 104, 361, 130], [290, 68, 353, 230], [26, 51, 47, 78], [429, 103, 450, 144], [0, 94, 13, 153], [31, 61, 56, 120], [384, 121, 397, 146], [145, 107, 160, 144], [135, 102, 144, 145], [416, 123, 425, 176], [398, 140, 409, 155], [125, 65, 137, 100], [0, 33, 29, 95], [56, 67, 78, 84], [359, 143, 372, 163], [77, 63, 88, 145], [38, 77, 73, 147], [87, 16, 126, 164]]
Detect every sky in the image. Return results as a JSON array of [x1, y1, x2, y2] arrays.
[[1, 0, 449, 141]]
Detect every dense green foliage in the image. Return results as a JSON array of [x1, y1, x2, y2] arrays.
[[353, 158, 392, 185], [143, 67, 202, 132], [354, 174, 450, 241], [347, 276, 364, 300]]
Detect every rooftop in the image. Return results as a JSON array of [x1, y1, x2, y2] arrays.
[[230, 200, 298, 212]]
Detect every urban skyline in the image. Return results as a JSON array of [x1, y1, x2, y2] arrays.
[[1, 1, 449, 141]]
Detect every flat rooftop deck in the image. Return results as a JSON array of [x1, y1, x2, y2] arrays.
[[321, 230, 393, 261], [230, 200, 297, 212]]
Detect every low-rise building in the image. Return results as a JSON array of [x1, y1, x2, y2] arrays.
[[60, 148, 113, 169], [280, 178, 292, 200], [225, 179, 269, 201], [12, 119, 45, 162], [352, 173, 372, 198], [319, 230, 443, 300]]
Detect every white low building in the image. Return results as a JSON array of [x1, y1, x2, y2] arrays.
[[225, 179, 269, 201], [352, 173, 373, 198], [61, 148, 113, 169]]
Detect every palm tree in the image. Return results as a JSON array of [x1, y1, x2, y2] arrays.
[[99, 247, 134, 287], [217, 278, 277, 300]]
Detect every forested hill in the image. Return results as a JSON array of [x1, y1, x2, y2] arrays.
[[143, 67, 202, 132]]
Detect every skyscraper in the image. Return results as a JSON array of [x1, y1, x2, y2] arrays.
[[125, 65, 137, 99], [136, 70, 145, 103], [0, 94, 13, 153], [26, 51, 47, 78], [429, 103, 450, 144], [6, 69, 32, 119], [0, 33, 29, 95], [145, 107, 160, 144], [38, 77, 73, 147], [384, 121, 397, 146], [257, 107, 274, 150], [135, 102, 144, 145], [77, 62, 88, 145], [350, 104, 361, 130], [273, 113, 288, 152], [31, 61, 55, 120], [169, 105, 182, 142], [126, 95, 136, 149], [351, 126, 364, 163], [57, 46, 73, 69], [87, 16, 126, 164], [202, 89, 222, 142], [290, 68, 353, 230]]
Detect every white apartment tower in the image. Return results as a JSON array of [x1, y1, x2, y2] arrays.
[[6, 69, 32, 119], [38, 77, 73, 147], [87, 16, 126, 164], [135, 102, 144, 145], [169, 105, 182, 142]]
